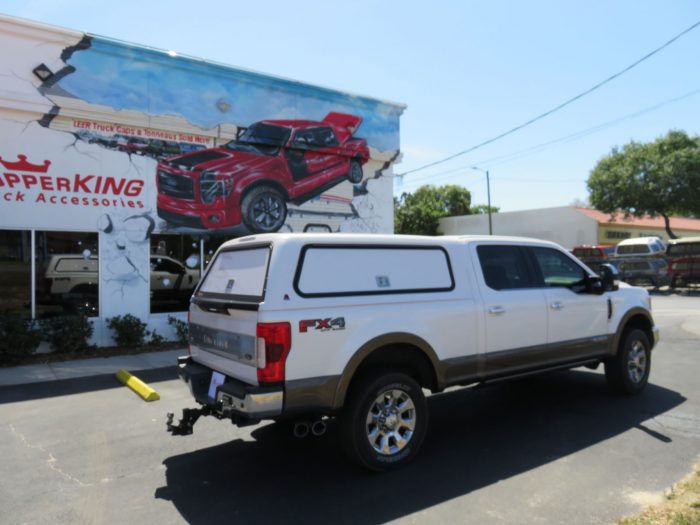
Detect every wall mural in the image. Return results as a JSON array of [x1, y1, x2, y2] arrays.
[[0, 16, 403, 337]]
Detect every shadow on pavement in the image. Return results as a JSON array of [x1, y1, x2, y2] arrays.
[[155, 370, 685, 525], [0, 366, 178, 404]]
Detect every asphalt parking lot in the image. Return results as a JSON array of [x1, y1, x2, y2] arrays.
[[1, 294, 699, 525]]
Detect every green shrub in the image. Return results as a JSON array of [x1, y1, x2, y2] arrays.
[[168, 315, 189, 345], [0, 315, 41, 365], [106, 314, 147, 347], [41, 314, 94, 354], [148, 330, 166, 347]]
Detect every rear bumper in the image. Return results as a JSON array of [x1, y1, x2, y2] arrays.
[[177, 356, 283, 419], [652, 326, 660, 347]]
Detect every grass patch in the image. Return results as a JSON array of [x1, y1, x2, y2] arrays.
[[619, 466, 700, 524]]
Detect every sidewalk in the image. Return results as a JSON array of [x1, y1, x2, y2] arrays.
[[0, 349, 185, 387]]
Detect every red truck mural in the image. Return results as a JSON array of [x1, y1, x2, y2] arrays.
[[156, 112, 369, 233]]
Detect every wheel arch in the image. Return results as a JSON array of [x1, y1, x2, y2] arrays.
[[613, 308, 655, 354], [332, 333, 443, 411], [239, 179, 290, 203]]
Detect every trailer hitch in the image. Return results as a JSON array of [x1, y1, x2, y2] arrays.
[[166, 407, 212, 436]]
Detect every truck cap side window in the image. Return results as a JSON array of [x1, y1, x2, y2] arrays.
[[295, 245, 454, 297], [476, 245, 534, 290]]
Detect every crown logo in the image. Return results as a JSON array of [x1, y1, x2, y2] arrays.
[[0, 154, 51, 173]]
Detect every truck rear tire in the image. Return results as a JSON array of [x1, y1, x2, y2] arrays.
[[347, 160, 363, 184], [605, 328, 651, 395], [340, 371, 428, 471]]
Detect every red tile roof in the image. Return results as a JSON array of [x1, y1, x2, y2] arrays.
[[576, 208, 700, 231]]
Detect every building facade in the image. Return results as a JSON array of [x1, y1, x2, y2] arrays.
[[439, 206, 700, 248], [0, 15, 404, 345]]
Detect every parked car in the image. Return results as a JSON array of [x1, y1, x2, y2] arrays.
[[145, 139, 181, 159], [616, 258, 669, 288], [613, 237, 668, 287], [572, 244, 616, 274], [167, 233, 658, 471], [667, 236, 700, 288], [156, 112, 369, 233], [124, 137, 150, 155]]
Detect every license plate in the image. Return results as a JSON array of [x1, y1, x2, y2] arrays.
[[208, 371, 226, 399]]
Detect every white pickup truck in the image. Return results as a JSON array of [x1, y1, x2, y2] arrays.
[[168, 233, 659, 471]]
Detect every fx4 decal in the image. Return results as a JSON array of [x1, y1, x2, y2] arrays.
[[299, 317, 346, 333]]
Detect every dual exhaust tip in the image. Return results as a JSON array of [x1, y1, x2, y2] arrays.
[[293, 419, 326, 438]]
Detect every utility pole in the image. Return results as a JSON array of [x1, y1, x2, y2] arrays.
[[470, 166, 493, 235]]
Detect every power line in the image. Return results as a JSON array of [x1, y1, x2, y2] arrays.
[[399, 87, 700, 188], [398, 20, 700, 177], [479, 88, 700, 168]]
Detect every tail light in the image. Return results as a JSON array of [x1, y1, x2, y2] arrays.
[[256, 322, 291, 384]]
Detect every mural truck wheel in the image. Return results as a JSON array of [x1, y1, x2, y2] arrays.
[[241, 186, 287, 233], [348, 160, 363, 184]]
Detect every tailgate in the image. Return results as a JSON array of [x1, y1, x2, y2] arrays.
[[189, 303, 260, 385]]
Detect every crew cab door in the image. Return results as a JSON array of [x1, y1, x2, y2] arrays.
[[526, 246, 609, 357], [473, 244, 548, 376], [287, 127, 345, 185]]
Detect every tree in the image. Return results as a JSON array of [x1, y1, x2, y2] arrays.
[[469, 204, 501, 215], [587, 130, 700, 239], [394, 184, 472, 235]]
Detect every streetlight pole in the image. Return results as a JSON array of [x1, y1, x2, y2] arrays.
[[470, 166, 493, 235]]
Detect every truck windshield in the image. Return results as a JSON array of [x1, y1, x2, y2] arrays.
[[197, 246, 270, 302], [225, 123, 291, 156]]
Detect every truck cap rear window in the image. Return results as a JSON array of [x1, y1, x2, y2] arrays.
[[294, 245, 454, 297], [197, 246, 270, 302]]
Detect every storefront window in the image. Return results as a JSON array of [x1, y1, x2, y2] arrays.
[[35, 231, 99, 318], [203, 235, 233, 269], [0, 230, 32, 318], [150, 234, 201, 313]]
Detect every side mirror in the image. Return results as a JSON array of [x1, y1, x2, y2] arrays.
[[598, 263, 619, 292], [587, 275, 605, 295]]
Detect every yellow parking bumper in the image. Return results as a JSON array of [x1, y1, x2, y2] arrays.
[[116, 369, 160, 402]]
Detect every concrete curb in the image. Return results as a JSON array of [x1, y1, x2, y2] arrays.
[[0, 349, 185, 387]]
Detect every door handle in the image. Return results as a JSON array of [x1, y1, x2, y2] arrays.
[[488, 306, 506, 315], [550, 301, 564, 310]]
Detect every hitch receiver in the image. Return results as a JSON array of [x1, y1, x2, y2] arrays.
[[166, 407, 211, 436]]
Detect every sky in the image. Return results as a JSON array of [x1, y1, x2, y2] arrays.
[[2, 0, 699, 212]]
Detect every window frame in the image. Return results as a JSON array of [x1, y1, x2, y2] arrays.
[[476, 244, 538, 292], [293, 244, 456, 298], [525, 246, 592, 292]]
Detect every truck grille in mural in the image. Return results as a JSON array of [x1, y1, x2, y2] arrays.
[[157, 171, 194, 200]]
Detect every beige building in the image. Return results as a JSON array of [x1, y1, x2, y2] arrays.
[[439, 206, 700, 249]]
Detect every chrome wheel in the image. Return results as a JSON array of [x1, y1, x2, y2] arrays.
[[365, 388, 416, 456], [627, 340, 647, 384]]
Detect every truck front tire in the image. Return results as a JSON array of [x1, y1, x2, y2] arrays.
[[241, 186, 287, 233], [605, 328, 651, 394], [340, 371, 428, 471]]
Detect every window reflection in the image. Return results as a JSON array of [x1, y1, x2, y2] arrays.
[[35, 231, 99, 318], [0, 230, 32, 318], [150, 234, 201, 313]]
